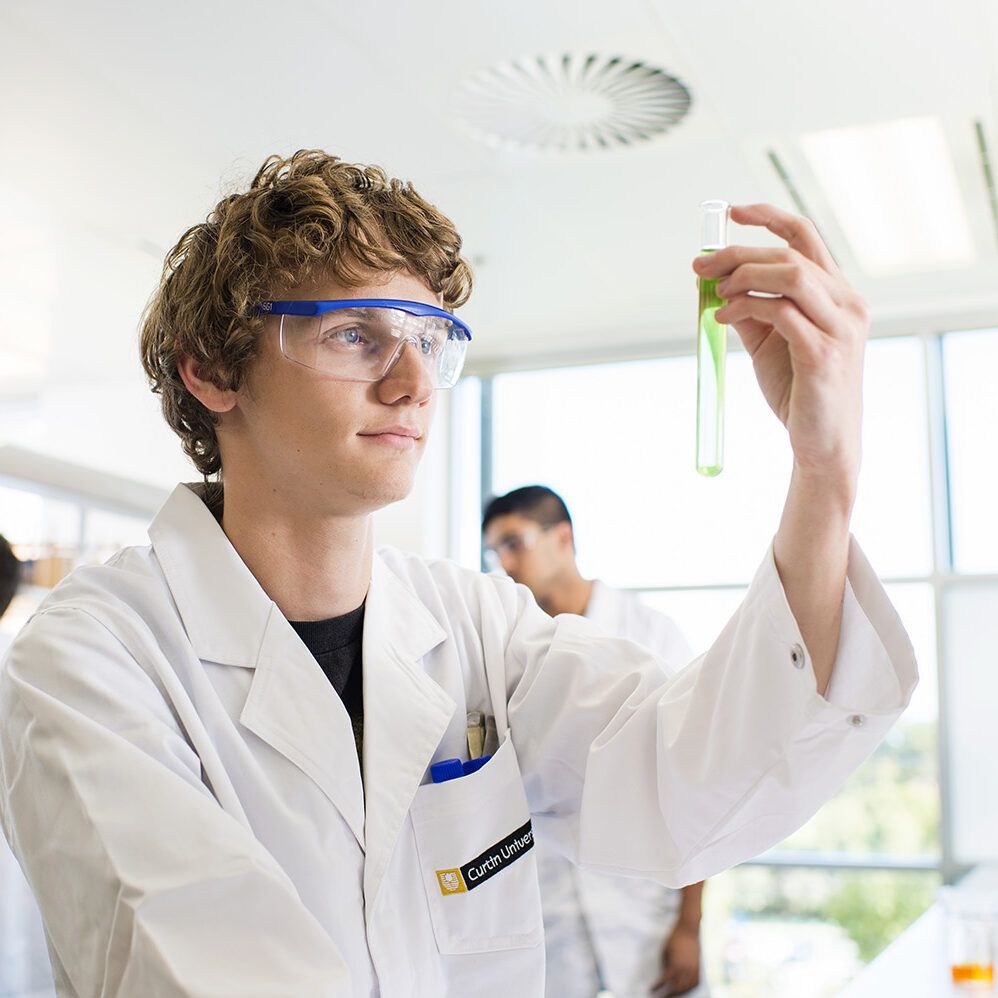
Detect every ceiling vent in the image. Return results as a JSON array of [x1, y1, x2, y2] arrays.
[[453, 53, 693, 153]]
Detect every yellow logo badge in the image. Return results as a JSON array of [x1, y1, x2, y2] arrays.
[[436, 868, 468, 895]]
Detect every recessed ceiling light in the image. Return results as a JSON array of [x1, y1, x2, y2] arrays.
[[799, 116, 975, 276], [453, 53, 693, 154]]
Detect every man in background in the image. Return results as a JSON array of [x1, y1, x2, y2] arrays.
[[483, 487, 709, 998], [0, 535, 55, 997], [0, 535, 20, 652]]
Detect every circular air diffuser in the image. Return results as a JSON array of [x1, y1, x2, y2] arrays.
[[452, 53, 693, 153]]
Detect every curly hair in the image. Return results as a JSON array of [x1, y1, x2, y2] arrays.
[[139, 150, 474, 477]]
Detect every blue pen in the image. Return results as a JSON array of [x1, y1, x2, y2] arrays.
[[430, 759, 464, 784], [462, 756, 491, 776], [430, 756, 493, 784]]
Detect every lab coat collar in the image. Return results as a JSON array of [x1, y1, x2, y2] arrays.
[[149, 483, 455, 879], [582, 579, 612, 623], [149, 484, 369, 845], [148, 483, 273, 669], [361, 552, 455, 912], [243, 601, 368, 847], [583, 579, 630, 631]]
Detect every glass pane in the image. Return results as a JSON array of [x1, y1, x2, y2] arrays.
[[490, 337, 929, 588], [83, 507, 150, 564], [776, 583, 939, 859], [0, 485, 81, 550], [0, 485, 82, 590], [851, 337, 932, 578], [448, 376, 482, 571], [943, 328, 998, 573], [703, 866, 939, 997], [491, 353, 791, 588], [942, 580, 998, 865]]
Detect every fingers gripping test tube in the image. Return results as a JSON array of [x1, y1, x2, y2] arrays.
[[696, 200, 730, 477]]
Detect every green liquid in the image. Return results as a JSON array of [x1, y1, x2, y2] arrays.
[[696, 272, 726, 477]]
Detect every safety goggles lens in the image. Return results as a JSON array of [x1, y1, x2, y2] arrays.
[[279, 306, 470, 388]]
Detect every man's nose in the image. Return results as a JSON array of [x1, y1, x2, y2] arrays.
[[376, 338, 434, 404]]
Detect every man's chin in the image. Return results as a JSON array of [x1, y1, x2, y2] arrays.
[[352, 472, 417, 512]]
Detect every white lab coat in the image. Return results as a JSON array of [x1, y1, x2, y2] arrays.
[[0, 629, 56, 998], [0, 483, 916, 998], [537, 581, 708, 997]]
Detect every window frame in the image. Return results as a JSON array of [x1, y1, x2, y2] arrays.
[[459, 325, 998, 887]]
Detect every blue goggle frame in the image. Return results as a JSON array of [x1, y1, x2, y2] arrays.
[[255, 298, 473, 342]]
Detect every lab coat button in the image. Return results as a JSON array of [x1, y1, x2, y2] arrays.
[[790, 643, 806, 669], [849, 714, 865, 727]]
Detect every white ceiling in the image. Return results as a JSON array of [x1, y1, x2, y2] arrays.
[[2, 0, 997, 482]]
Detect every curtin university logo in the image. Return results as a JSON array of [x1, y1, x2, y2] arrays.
[[435, 820, 534, 896], [436, 868, 467, 894]]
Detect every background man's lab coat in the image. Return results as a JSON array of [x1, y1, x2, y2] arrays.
[[537, 580, 709, 997], [0, 484, 916, 997]]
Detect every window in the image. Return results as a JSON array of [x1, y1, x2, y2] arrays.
[[703, 866, 940, 998], [943, 328, 998, 574], [942, 581, 998, 866], [491, 353, 789, 587], [462, 327, 992, 994]]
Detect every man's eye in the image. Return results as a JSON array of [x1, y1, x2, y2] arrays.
[[325, 326, 365, 345]]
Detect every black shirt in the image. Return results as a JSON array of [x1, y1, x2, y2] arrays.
[[288, 602, 365, 763], [193, 486, 367, 761]]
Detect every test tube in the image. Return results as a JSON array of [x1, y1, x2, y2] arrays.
[[696, 199, 730, 477]]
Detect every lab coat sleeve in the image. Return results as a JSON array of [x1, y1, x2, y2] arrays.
[[650, 617, 694, 678], [502, 536, 917, 888], [0, 606, 352, 998]]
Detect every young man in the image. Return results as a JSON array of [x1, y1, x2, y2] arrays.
[[0, 150, 916, 998], [482, 486, 707, 998]]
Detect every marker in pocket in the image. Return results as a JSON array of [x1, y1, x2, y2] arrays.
[[466, 710, 486, 759]]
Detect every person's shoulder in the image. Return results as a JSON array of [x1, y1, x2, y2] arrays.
[[40, 543, 161, 609], [376, 546, 514, 597], [588, 580, 649, 625], [20, 543, 173, 650], [591, 582, 691, 661], [374, 546, 525, 630], [595, 582, 677, 626], [0, 546, 188, 730], [630, 594, 682, 632]]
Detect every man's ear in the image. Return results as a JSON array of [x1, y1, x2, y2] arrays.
[[177, 355, 238, 414], [555, 521, 575, 551]]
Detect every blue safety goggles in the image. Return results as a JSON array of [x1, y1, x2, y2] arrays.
[[255, 299, 473, 389]]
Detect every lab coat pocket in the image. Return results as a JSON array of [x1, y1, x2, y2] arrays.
[[410, 733, 543, 955]]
